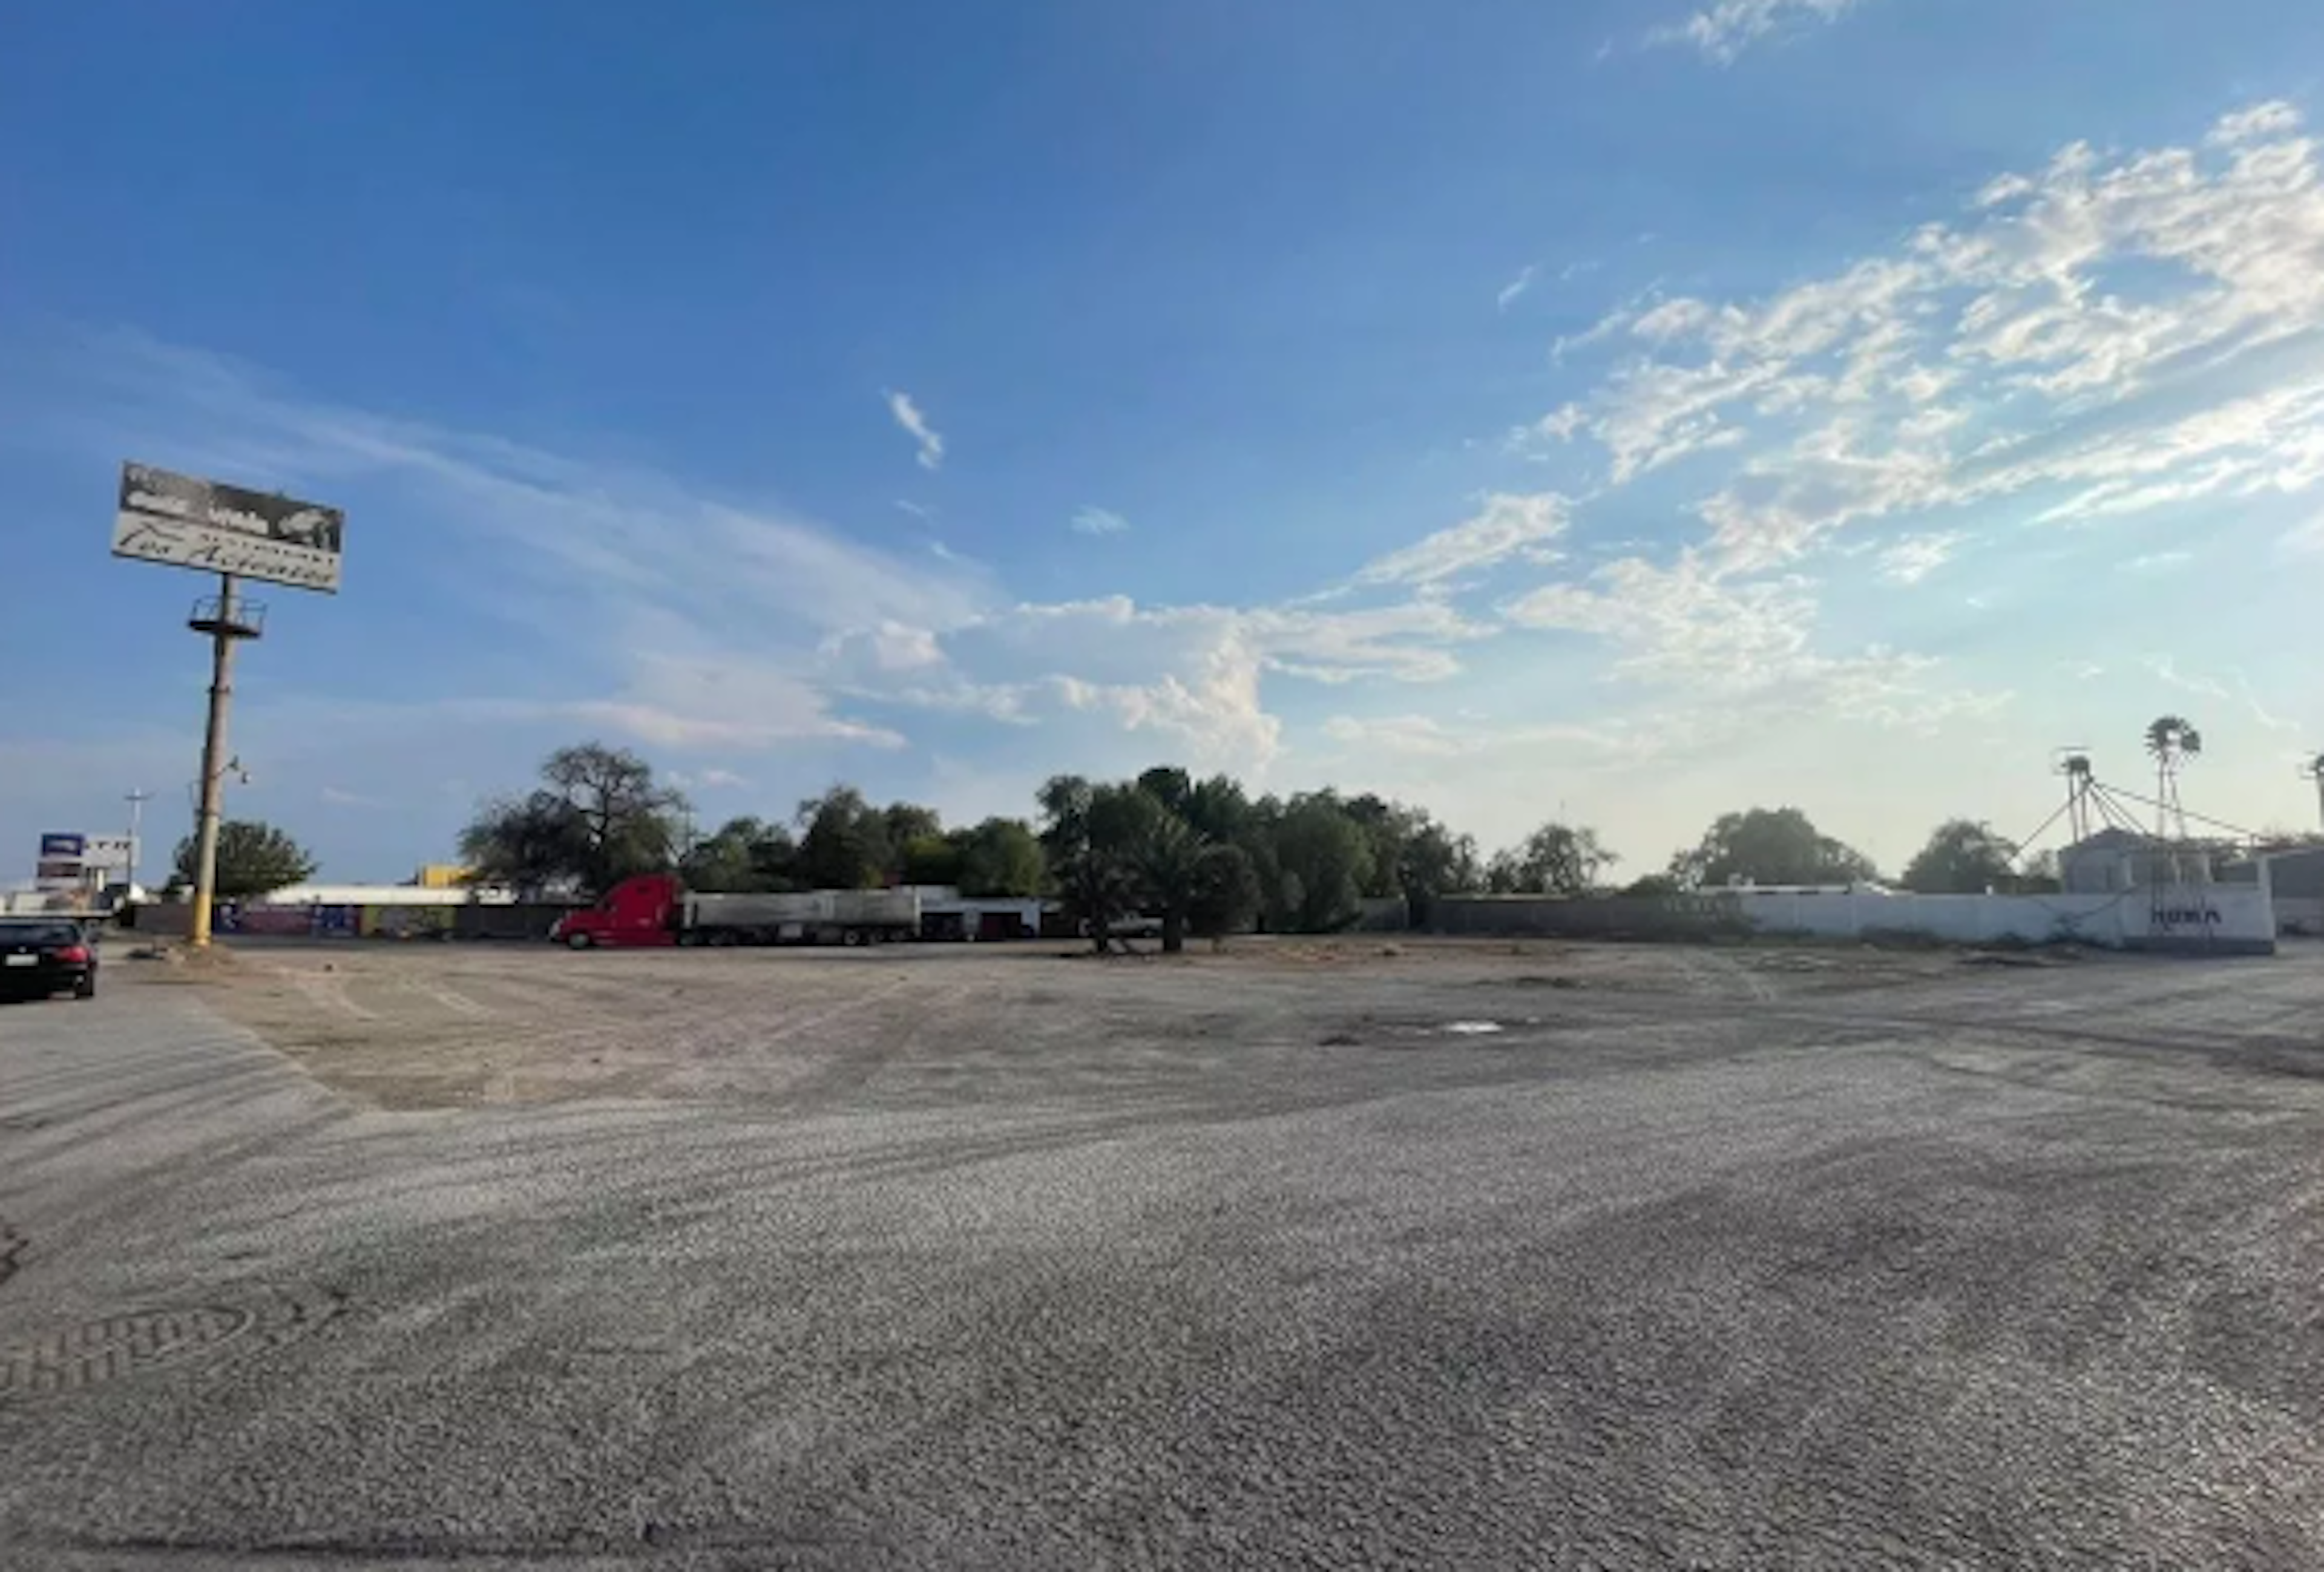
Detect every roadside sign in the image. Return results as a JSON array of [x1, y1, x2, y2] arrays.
[[111, 462, 344, 593], [39, 832, 85, 859]]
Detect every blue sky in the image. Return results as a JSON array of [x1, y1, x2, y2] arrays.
[[5, 0, 2323, 883]]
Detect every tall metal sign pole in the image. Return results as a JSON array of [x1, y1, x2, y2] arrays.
[[124, 788, 151, 893], [186, 577, 263, 946], [110, 462, 345, 949]]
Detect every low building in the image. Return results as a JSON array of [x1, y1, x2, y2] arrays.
[[2219, 846, 2324, 937], [2057, 828, 2230, 894]]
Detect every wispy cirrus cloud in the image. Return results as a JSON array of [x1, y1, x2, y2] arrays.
[[1476, 103, 2324, 752], [1357, 493, 1571, 588], [1495, 264, 1538, 312], [883, 388, 945, 471], [1524, 103, 2324, 576], [1071, 506, 1131, 537], [1877, 532, 1966, 585], [59, 335, 1508, 784], [1646, 0, 1869, 64]]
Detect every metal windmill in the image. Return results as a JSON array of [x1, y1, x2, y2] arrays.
[[2053, 746, 2096, 843], [2143, 716, 2202, 840]]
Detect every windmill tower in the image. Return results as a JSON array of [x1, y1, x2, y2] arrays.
[[2302, 752, 2324, 835], [2054, 747, 2096, 844], [2144, 716, 2202, 840]]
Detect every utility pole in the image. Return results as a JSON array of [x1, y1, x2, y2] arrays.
[[125, 788, 151, 893], [186, 574, 263, 949]]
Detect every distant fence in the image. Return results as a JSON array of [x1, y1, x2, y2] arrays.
[[130, 901, 577, 942], [1433, 883, 2277, 954]]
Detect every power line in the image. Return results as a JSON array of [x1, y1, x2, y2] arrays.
[[2089, 778, 2267, 843]]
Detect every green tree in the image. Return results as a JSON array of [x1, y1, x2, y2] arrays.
[[459, 791, 590, 897], [1391, 811, 1482, 923], [1273, 793, 1375, 932], [461, 742, 687, 897], [1131, 808, 1208, 954], [1188, 842, 1260, 945], [1344, 794, 1408, 900], [882, 802, 944, 860], [1135, 765, 1195, 820], [1901, 819, 2020, 894], [173, 820, 317, 902], [1181, 774, 1253, 845], [680, 816, 799, 892], [953, 817, 1046, 897], [1038, 775, 1145, 951], [899, 833, 963, 887], [1491, 822, 1618, 896], [1669, 807, 1878, 889], [680, 816, 766, 892], [794, 786, 892, 889]]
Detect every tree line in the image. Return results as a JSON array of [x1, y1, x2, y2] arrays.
[[439, 741, 2074, 952]]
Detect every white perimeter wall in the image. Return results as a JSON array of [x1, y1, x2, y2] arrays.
[[1728, 882, 2277, 952]]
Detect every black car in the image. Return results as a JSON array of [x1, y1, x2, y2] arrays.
[[0, 918, 98, 1000]]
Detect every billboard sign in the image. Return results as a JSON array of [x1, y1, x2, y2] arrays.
[[82, 836, 134, 876], [39, 832, 85, 859], [111, 462, 344, 593]]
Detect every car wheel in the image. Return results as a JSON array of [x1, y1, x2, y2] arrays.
[[74, 975, 96, 1000], [566, 932, 594, 951]]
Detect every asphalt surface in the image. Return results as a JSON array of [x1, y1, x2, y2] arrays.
[[2, 946, 2322, 1569]]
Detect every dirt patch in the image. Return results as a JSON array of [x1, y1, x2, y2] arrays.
[[170, 935, 1969, 1112]]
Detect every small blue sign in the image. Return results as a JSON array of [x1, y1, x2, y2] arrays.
[[39, 832, 85, 859]]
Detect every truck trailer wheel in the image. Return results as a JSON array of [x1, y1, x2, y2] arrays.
[[842, 928, 865, 947]]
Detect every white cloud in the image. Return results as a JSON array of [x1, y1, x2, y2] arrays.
[[1496, 264, 1538, 312], [1356, 493, 1572, 588], [320, 787, 386, 808], [1647, 0, 1868, 64], [1071, 506, 1131, 536], [2284, 515, 2324, 555], [894, 499, 935, 520], [1534, 102, 2324, 573], [1504, 550, 2006, 729], [1321, 712, 1656, 767], [2119, 549, 2193, 574], [2211, 101, 2303, 146], [699, 768, 751, 791], [1877, 532, 1966, 584], [884, 388, 945, 471], [921, 594, 1492, 771], [564, 651, 907, 751]]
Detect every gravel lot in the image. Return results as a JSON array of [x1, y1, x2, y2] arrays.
[[1, 937, 2320, 1569]]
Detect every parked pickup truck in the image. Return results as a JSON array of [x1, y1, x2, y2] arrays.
[[551, 874, 921, 949]]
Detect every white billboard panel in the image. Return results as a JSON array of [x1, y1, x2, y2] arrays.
[[112, 462, 344, 593]]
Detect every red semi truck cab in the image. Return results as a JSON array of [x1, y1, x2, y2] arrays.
[[551, 874, 681, 949]]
